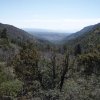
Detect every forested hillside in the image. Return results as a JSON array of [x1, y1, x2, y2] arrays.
[[63, 23, 100, 52], [0, 23, 100, 100]]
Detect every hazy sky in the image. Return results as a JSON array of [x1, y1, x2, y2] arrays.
[[0, 0, 100, 32]]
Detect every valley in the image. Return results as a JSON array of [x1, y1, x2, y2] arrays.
[[0, 22, 100, 100]]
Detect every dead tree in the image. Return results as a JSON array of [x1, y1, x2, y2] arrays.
[[51, 52, 56, 89], [60, 52, 69, 91]]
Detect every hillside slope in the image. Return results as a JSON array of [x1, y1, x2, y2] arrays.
[[0, 23, 38, 44], [63, 24, 96, 42], [64, 23, 100, 51]]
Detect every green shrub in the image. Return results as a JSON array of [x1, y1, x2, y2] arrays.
[[0, 80, 23, 97]]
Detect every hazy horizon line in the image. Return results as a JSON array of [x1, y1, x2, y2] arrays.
[[1, 18, 100, 33]]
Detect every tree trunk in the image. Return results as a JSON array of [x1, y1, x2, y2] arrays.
[[60, 53, 69, 91]]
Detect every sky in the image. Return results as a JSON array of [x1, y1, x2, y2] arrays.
[[0, 0, 100, 32]]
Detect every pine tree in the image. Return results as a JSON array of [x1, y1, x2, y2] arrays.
[[1, 28, 8, 39], [74, 44, 82, 56], [12, 43, 39, 95]]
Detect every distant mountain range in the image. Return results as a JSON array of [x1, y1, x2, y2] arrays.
[[0, 22, 100, 47], [24, 23, 100, 44], [24, 29, 70, 43]]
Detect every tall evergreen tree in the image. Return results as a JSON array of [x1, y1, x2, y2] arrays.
[[12, 43, 39, 95], [74, 44, 82, 56], [0, 28, 8, 39]]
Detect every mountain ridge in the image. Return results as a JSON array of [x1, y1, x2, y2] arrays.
[[62, 23, 100, 43], [0, 23, 37, 43], [63, 23, 100, 51], [25, 29, 70, 43]]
